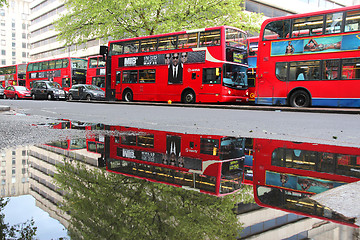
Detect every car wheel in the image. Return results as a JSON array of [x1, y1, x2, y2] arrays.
[[86, 94, 91, 101], [15, 94, 18, 100], [68, 94, 73, 101], [3, 94, 7, 99], [47, 94, 52, 100], [32, 94, 36, 100]]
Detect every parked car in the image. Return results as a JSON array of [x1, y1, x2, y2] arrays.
[[0, 85, 4, 99], [30, 81, 66, 100], [4, 85, 31, 99], [68, 84, 105, 101]]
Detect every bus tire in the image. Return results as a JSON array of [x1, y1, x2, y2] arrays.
[[289, 90, 311, 107], [123, 90, 133, 102], [47, 94, 52, 100], [182, 90, 196, 104], [68, 94, 73, 101]]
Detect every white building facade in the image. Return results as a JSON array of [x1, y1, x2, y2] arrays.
[[0, 0, 30, 66]]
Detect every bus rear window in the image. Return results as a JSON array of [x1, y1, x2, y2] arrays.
[[263, 20, 290, 40]]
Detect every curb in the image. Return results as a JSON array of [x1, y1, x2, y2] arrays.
[[0, 105, 10, 111], [69, 100, 360, 115]]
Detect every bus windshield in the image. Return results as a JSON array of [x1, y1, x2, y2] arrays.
[[223, 64, 248, 88], [71, 58, 87, 70]]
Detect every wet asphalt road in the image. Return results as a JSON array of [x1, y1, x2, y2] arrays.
[[1, 99, 360, 149]]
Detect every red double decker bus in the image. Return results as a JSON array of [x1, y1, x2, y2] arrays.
[[253, 138, 360, 227], [26, 57, 88, 91], [0, 64, 26, 87], [102, 26, 249, 103], [106, 126, 246, 196], [256, 5, 360, 107], [86, 56, 106, 90]]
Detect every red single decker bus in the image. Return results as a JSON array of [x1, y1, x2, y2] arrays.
[[256, 5, 360, 107], [0, 64, 26, 87], [102, 26, 249, 103], [253, 138, 360, 227], [26, 57, 88, 91], [86, 56, 106, 90], [106, 126, 246, 196]]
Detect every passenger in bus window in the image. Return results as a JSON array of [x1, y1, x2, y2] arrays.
[[168, 53, 183, 84]]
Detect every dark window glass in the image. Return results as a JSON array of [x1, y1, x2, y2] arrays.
[[203, 68, 221, 84], [275, 62, 288, 81], [289, 61, 321, 81], [123, 41, 140, 54], [200, 30, 221, 47], [342, 58, 360, 79], [158, 36, 177, 51], [323, 59, 339, 80], [263, 20, 291, 40], [139, 69, 155, 83], [140, 38, 158, 52], [178, 33, 198, 49], [123, 70, 138, 83], [200, 138, 219, 155]]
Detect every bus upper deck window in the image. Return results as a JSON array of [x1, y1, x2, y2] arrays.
[[345, 10, 360, 32], [325, 12, 343, 34], [263, 20, 290, 40]]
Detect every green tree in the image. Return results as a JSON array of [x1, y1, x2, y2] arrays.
[[55, 160, 252, 240], [54, 0, 262, 46]]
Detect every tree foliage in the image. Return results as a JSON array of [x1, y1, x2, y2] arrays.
[[0, 198, 37, 239], [54, 0, 263, 46], [54, 160, 253, 240]]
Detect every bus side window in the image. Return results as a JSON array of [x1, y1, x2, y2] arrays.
[[345, 10, 360, 32], [116, 71, 121, 84]]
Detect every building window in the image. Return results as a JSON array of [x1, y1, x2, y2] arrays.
[[0, 9, 4, 16], [22, 52, 26, 58], [1, 60, 5, 65], [1, 50, 5, 55], [12, 51, 15, 56], [22, 33, 26, 39]]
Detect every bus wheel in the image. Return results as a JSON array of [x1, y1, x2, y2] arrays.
[[86, 95, 91, 101], [47, 94, 52, 100], [182, 90, 196, 104], [123, 90, 133, 102], [289, 90, 310, 107]]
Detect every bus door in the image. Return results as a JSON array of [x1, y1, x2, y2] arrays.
[[256, 70, 275, 105], [199, 68, 221, 101], [115, 71, 122, 99]]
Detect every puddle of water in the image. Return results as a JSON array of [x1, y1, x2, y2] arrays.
[[1, 119, 359, 239]]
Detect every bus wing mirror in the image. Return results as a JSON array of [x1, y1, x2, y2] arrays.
[[100, 46, 108, 59]]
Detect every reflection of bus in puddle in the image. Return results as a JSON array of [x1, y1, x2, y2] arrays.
[[43, 120, 105, 155], [106, 126, 247, 196], [253, 138, 360, 227]]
